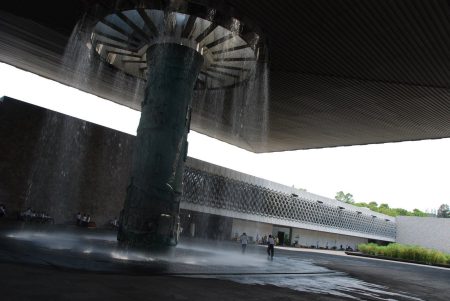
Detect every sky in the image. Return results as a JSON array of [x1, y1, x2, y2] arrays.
[[1, 62, 449, 212]]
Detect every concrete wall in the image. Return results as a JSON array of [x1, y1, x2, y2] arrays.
[[396, 216, 450, 253], [231, 218, 272, 242], [292, 228, 368, 250]]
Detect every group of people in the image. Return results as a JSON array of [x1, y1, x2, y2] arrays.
[[239, 232, 275, 259], [18, 207, 53, 223], [76, 212, 92, 227]]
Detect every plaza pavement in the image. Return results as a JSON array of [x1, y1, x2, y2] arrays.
[[0, 222, 448, 300]]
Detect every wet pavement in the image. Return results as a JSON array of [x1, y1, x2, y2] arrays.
[[0, 223, 448, 300]]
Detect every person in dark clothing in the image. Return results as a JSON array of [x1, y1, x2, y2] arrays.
[[0, 204, 6, 217], [267, 234, 275, 259], [76, 212, 81, 226], [81, 214, 87, 227]]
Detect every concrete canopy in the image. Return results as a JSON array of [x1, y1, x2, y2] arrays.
[[1, 0, 449, 153]]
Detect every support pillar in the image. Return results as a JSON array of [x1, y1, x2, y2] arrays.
[[118, 43, 203, 248]]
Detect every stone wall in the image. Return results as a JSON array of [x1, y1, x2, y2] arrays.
[[291, 228, 368, 250], [396, 216, 450, 253], [0, 97, 134, 226]]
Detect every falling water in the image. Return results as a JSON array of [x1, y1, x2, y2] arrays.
[[229, 18, 242, 36], [36, 3, 271, 233], [185, 12, 271, 238], [193, 61, 270, 150], [206, 8, 217, 21], [17, 105, 135, 226], [243, 60, 270, 149], [23, 111, 90, 222], [61, 16, 144, 109], [60, 7, 270, 150], [61, 15, 95, 87]]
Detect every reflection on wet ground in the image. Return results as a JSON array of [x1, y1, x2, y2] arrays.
[[1, 228, 425, 300]]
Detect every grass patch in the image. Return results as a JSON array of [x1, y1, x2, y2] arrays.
[[357, 243, 450, 265]]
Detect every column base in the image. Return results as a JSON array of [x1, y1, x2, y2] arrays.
[[117, 184, 180, 249]]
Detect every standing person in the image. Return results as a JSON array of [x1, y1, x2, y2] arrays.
[[240, 232, 248, 254], [267, 234, 275, 260], [111, 217, 119, 228], [255, 233, 260, 245], [76, 212, 81, 226], [81, 214, 87, 227], [0, 204, 6, 217]]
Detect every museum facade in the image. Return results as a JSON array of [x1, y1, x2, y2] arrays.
[[1, 97, 396, 251]]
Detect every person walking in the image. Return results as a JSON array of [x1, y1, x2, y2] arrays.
[[267, 234, 275, 260], [240, 232, 248, 254]]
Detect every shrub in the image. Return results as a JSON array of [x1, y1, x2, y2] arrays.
[[357, 243, 449, 265]]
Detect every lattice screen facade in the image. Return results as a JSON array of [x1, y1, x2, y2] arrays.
[[181, 166, 396, 240]]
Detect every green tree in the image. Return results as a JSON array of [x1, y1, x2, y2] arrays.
[[334, 191, 428, 217], [368, 201, 378, 211], [335, 191, 354, 204], [410, 208, 428, 217], [377, 203, 393, 215], [379, 203, 390, 209], [437, 204, 449, 218], [393, 208, 408, 216]]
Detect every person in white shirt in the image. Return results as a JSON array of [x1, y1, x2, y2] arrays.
[[110, 217, 119, 228], [267, 234, 275, 259], [240, 232, 248, 253]]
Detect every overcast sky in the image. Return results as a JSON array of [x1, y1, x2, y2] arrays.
[[1, 63, 449, 212]]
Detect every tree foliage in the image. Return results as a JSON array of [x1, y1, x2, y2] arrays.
[[335, 191, 354, 204], [437, 204, 449, 218], [335, 191, 428, 217]]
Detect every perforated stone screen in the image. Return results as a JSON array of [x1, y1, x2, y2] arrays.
[[181, 167, 396, 240]]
